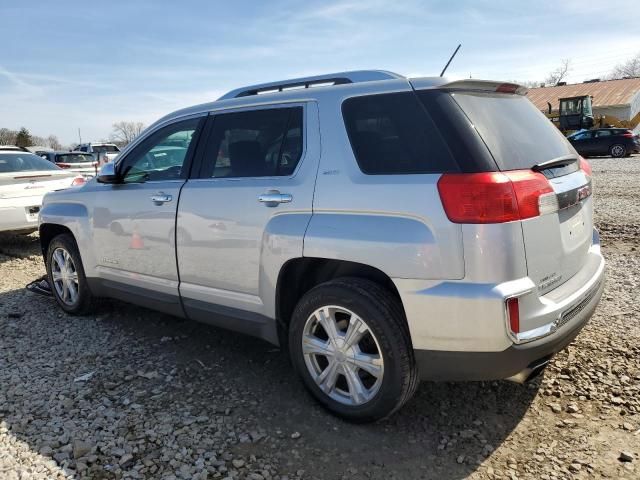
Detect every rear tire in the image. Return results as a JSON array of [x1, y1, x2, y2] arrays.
[[46, 233, 96, 315], [610, 144, 626, 158], [288, 277, 418, 422]]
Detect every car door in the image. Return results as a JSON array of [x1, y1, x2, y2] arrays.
[[91, 115, 205, 314], [592, 129, 613, 155], [176, 103, 320, 338], [569, 130, 593, 156]]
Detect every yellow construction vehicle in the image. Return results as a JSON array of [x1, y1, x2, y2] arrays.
[[546, 95, 640, 134]]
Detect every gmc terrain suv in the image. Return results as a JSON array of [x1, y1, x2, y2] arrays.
[[39, 71, 605, 422]]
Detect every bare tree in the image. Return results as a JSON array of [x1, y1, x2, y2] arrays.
[[110, 121, 145, 146], [31, 135, 47, 147], [545, 59, 571, 86], [608, 53, 640, 79], [46, 135, 62, 150], [0, 128, 17, 145]]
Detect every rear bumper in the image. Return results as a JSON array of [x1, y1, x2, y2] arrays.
[[0, 196, 43, 233], [414, 273, 603, 380], [395, 228, 605, 381]]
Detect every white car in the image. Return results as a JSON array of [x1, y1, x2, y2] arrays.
[[0, 150, 85, 233]]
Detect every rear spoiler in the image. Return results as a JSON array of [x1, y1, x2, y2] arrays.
[[410, 78, 528, 96]]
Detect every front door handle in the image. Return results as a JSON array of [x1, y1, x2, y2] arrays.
[[150, 192, 172, 205], [258, 191, 292, 207]]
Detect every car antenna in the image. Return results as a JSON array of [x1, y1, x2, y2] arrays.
[[440, 44, 462, 77]]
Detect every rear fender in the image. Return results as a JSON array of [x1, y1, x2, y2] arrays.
[[303, 213, 462, 280]]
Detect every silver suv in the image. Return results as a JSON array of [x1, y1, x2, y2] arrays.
[[39, 71, 605, 422]]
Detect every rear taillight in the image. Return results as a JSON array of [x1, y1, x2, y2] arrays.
[[57, 162, 71, 169], [579, 157, 592, 177], [506, 297, 520, 334], [622, 132, 633, 138], [437, 170, 554, 223], [71, 176, 86, 187]]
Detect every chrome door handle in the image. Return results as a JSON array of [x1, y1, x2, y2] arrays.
[[150, 192, 172, 205], [258, 191, 292, 207]]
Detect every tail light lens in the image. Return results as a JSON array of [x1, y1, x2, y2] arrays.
[[506, 297, 520, 334], [71, 176, 86, 187], [579, 157, 592, 177], [622, 132, 633, 138], [437, 170, 554, 223]]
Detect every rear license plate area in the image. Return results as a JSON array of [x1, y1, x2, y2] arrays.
[[26, 206, 40, 221]]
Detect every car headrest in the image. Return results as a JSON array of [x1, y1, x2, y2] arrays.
[[229, 141, 264, 177]]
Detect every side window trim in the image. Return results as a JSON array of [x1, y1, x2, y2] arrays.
[[193, 103, 307, 180], [115, 115, 206, 183]]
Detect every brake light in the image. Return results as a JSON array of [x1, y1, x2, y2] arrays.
[[496, 83, 519, 94], [506, 297, 520, 334], [71, 176, 86, 187], [622, 132, 633, 138], [579, 157, 592, 177], [57, 163, 71, 169], [437, 170, 554, 223]]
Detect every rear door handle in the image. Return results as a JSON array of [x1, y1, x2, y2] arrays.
[[150, 192, 172, 205], [258, 191, 292, 207]]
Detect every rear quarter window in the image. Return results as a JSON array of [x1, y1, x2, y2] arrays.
[[449, 92, 576, 170], [342, 92, 458, 174]]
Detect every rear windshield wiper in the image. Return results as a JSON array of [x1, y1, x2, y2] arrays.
[[531, 155, 578, 172]]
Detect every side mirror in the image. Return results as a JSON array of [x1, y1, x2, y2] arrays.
[[96, 162, 119, 184]]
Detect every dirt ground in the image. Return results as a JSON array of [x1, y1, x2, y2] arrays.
[[0, 156, 638, 480]]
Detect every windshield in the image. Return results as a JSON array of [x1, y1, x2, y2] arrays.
[[0, 153, 61, 173], [449, 92, 576, 170], [92, 145, 120, 153], [56, 153, 95, 164]]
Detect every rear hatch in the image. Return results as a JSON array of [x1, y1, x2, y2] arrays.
[[415, 82, 593, 295], [0, 170, 77, 199], [0, 152, 77, 199]]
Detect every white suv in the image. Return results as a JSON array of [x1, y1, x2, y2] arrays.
[[39, 71, 605, 421], [74, 143, 121, 164]]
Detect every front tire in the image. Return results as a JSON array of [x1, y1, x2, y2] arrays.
[[289, 278, 418, 422], [46, 233, 96, 315], [610, 144, 626, 158]]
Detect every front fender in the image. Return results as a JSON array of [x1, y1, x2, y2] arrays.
[[39, 200, 96, 277]]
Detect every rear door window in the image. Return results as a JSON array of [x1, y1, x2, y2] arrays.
[[200, 107, 303, 178], [342, 92, 458, 174], [447, 92, 576, 171]]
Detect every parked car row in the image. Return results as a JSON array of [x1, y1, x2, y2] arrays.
[[567, 128, 640, 157]]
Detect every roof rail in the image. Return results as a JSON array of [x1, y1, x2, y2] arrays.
[[218, 70, 404, 100]]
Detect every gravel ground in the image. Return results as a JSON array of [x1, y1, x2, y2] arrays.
[[0, 155, 638, 480]]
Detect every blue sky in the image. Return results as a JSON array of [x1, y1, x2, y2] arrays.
[[1, 0, 638, 145]]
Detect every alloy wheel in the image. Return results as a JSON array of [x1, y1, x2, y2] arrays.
[[611, 145, 625, 157], [51, 247, 79, 306], [301, 305, 384, 406]]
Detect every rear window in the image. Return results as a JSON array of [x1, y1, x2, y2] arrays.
[[0, 153, 61, 172], [92, 145, 120, 153], [342, 92, 458, 174], [449, 92, 575, 170], [56, 153, 94, 164]]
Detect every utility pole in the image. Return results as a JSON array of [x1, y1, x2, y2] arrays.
[[78, 128, 82, 144]]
